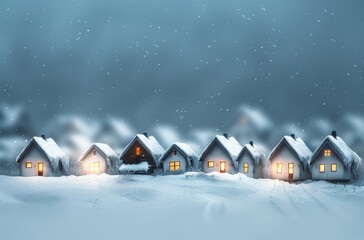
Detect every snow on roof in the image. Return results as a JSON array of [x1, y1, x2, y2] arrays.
[[200, 135, 242, 163], [269, 136, 312, 163], [79, 143, 118, 167], [16, 137, 70, 171], [119, 162, 150, 173], [160, 142, 198, 166], [309, 135, 361, 168], [239, 143, 266, 165]]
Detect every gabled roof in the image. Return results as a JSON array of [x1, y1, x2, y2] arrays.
[[79, 143, 118, 167], [268, 136, 312, 163], [309, 135, 361, 169], [237, 143, 266, 165], [160, 142, 199, 167], [199, 135, 242, 164], [120, 134, 165, 164], [16, 136, 70, 171]]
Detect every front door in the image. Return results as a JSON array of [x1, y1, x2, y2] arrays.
[[288, 163, 294, 180], [38, 162, 44, 176], [220, 161, 226, 173]]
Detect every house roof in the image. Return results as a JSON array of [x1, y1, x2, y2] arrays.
[[120, 134, 165, 164], [200, 135, 242, 164], [160, 142, 199, 167], [309, 135, 361, 169], [237, 143, 266, 165], [79, 143, 118, 167], [268, 136, 312, 163], [16, 136, 70, 171]]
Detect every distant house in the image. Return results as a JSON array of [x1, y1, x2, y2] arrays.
[[160, 142, 199, 175], [200, 133, 242, 174], [268, 134, 312, 181], [16, 135, 69, 177], [79, 143, 119, 175], [308, 131, 361, 181], [236, 141, 266, 178], [119, 132, 165, 174]]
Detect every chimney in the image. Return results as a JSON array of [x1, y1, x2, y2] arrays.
[[332, 131, 337, 139], [143, 132, 149, 138], [41, 134, 46, 140], [249, 141, 254, 147], [290, 134, 296, 140], [223, 133, 228, 139]]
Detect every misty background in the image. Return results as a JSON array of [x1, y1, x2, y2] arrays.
[[1, 0, 364, 173]]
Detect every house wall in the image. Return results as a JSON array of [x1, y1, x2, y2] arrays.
[[162, 150, 188, 175], [81, 148, 108, 175], [121, 140, 156, 174], [201, 143, 235, 174], [237, 154, 254, 178], [19, 144, 55, 177], [269, 146, 305, 180], [310, 145, 352, 180]]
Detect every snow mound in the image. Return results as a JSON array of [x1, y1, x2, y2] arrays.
[[119, 162, 150, 173]]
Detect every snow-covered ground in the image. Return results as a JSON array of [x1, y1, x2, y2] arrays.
[[0, 173, 363, 240]]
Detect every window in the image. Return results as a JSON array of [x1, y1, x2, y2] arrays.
[[243, 163, 249, 173], [276, 163, 282, 174], [208, 161, 214, 168], [135, 147, 141, 156], [173, 149, 177, 156], [324, 149, 331, 157], [288, 163, 294, 174], [331, 163, 337, 172], [319, 164, 325, 173], [25, 162, 32, 168], [89, 162, 100, 174], [92, 150, 97, 156], [169, 161, 180, 171]]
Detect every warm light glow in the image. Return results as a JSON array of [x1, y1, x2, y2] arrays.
[[38, 163, 43, 171], [331, 163, 337, 172], [276, 163, 282, 174], [136, 147, 141, 156], [25, 162, 32, 168], [208, 161, 214, 168], [324, 149, 331, 157], [243, 163, 249, 173], [169, 161, 180, 171], [288, 163, 294, 174], [319, 164, 325, 173], [220, 161, 226, 173], [89, 162, 100, 174]]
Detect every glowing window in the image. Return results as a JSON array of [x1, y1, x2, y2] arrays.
[[331, 163, 337, 172], [243, 163, 249, 173], [92, 150, 97, 156], [276, 163, 282, 174], [319, 164, 325, 173], [173, 149, 177, 156], [169, 161, 180, 171], [208, 161, 214, 168], [288, 163, 294, 174], [89, 162, 100, 174], [324, 149, 331, 157], [135, 147, 141, 156], [25, 162, 32, 168]]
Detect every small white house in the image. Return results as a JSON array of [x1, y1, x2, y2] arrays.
[[308, 131, 361, 181], [159, 142, 199, 175], [200, 133, 242, 174], [16, 135, 69, 177], [236, 141, 266, 178], [79, 143, 119, 175], [268, 134, 312, 181]]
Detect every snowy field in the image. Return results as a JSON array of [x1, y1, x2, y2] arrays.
[[0, 173, 363, 240]]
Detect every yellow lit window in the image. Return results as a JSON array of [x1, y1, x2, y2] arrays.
[[169, 161, 180, 171], [319, 164, 325, 173], [331, 163, 337, 172], [89, 162, 100, 174], [25, 162, 32, 168], [135, 147, 141, 156], [243, 163, 249, 173], [208, 161, 214, 168], [324, 149, 331, 157], [276, 163, 282, 174], [288, 163, 294, 174]]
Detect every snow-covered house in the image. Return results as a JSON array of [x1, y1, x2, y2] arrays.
[[16, 135, 69, 177], [268, 134, 312, 181], [79, 143, 119, 175], [119, 133, 165, 174], [308, 131, 361, 181], [199, 134, 242, 174], [159, 142, 199, 175], [236, 141, 266, 178]]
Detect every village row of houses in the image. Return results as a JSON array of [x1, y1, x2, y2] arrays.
[[15, 131, 361, 181]]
